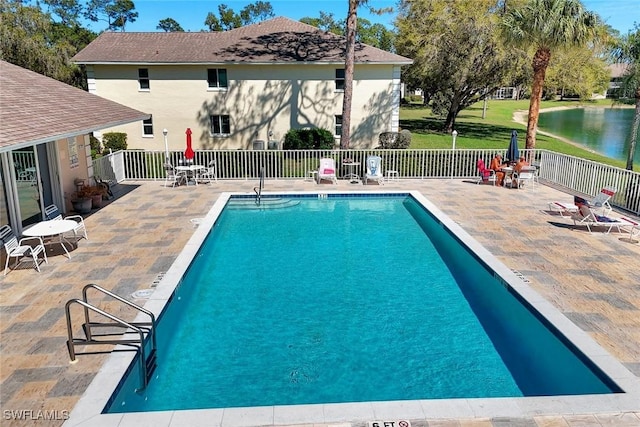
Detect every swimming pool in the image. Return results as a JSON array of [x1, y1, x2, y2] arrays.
[[67, 191, 639, 426]]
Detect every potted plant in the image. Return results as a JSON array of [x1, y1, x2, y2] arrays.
[[70, 189, 92, 214], [84, 185, 108, 209]]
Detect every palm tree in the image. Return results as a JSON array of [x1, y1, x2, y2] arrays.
[[612, 25, 640, 171], [502, 0, 597, 149]]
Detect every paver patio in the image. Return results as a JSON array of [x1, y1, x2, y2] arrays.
[[1, 178, 639, 427]]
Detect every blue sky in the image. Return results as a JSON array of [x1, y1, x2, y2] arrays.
[[85, 0, 637, 34]]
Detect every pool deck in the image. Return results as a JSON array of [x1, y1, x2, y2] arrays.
[[1, 178, 639, 427]]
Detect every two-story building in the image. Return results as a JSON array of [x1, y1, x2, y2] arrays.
[[72, 17, 412, 151]]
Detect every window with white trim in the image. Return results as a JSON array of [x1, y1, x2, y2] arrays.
[[142, 116, 153, 136], [335, 69, 345, 91], [335, 115, 343, 136], [207, 68, 228, 89], [210, 115, 231, 135], [138, 68, 150, 90]]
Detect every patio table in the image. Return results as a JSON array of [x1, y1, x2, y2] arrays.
[[23, 219, 77, 258]]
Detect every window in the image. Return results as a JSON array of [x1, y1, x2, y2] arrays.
[[210, 115, 231, 135], [335, 115, 343, 136], [143, 116, 153, 136], [138, 68, 150, 90], [207, 68, 228, 89], [335, 69, 345, 90]]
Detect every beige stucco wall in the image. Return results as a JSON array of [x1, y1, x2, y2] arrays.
[[88, 63, 400, 151], [56, 135, 91, 212]]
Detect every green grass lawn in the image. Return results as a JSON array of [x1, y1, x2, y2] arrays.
[[400, 99, 635, 170]]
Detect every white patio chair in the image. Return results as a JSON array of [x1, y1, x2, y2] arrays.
[[513, 166, 536, 190], [198, 160, 218, 183], [164, 163, 185, 187], [317, 158, 337, 184], [44, 204, 88, 241], [1, 225, 48, 275], [364, 155, 384, 185]]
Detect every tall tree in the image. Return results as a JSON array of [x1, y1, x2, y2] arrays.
[[612, 25, 640, 170], [85, 0, 138, 31], [502, 0, 598, 149], [204, 1, 273, 31], [0, 0, 92, 87], [396, 0, 514, 132], [157, 17, 183, 32]]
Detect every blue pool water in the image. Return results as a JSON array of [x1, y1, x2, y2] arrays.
[[107, 195, 618, 413]]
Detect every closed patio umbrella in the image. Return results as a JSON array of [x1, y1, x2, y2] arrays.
[[506, 130, 519, 164], [184, 128, 194, 163]]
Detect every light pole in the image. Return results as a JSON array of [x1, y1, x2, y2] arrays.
[[162, 128, 169, 163], [451, 130, 458, 179]]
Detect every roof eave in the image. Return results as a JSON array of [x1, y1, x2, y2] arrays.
[[74, 60, 414, 66], [0, 115, 150, 154]]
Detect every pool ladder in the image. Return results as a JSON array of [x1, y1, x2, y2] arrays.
[[254, 166, 265, 205], [65, 284, 157, 390]]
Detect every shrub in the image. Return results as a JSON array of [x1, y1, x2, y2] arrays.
[[102, 132, 128, 152], [378, 131, 410, 149], [398, 129, 412, 148], [282, 128, 335, 150]]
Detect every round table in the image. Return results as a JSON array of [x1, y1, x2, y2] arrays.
[[23, 219, 78, 258]]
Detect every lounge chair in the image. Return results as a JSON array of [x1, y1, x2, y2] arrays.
[[317, 158, 337, 184], [1, 225, 48, 275], [43, 204, 88, 241], [550, 186, 616, 217], [571, 204, 625, 234], [364, 155, 384, 185], [476, 158, 497, 185]]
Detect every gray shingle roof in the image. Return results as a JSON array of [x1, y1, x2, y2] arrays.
[[72, 16, 412, 65], [0, 60, 149, 151]]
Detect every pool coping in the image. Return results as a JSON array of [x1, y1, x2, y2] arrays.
[[64, 190, 640, 427]]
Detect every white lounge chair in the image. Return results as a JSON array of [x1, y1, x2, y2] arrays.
[[317, 158, 337, 184], [44, 204, 88, 241], [571, 204, 625, 234], [1, 225, 47, 275], [364, 155, 384, 185], [550, 186, 616, 217]]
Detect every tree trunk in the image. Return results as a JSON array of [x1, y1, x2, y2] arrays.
[[526, 48, 551, 150], [626, 87, 640, 171], [340, 0, 358, 149]]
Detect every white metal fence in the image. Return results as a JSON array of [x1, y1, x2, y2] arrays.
[[92, 148, 640, 215]]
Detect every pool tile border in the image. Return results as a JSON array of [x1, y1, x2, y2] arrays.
[[64, 190, 640, 427]]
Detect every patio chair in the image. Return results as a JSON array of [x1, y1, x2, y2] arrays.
[[364, 155, 384, 185], [317, 158, 337, 184], [550, 186, 616, 217], [571, 204, 625, 234], [1, 225, 48, 275], [43, 204, 88, 241], [164, 163, 185, 187], [513, 166, 536, 190], [198, 160, 218, 183], [476, 158, 497, 185]]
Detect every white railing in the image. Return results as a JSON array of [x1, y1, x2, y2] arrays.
[[91, 149, 640, 215]]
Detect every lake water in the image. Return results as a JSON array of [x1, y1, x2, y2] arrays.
[[537, 107, 637, 164]]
